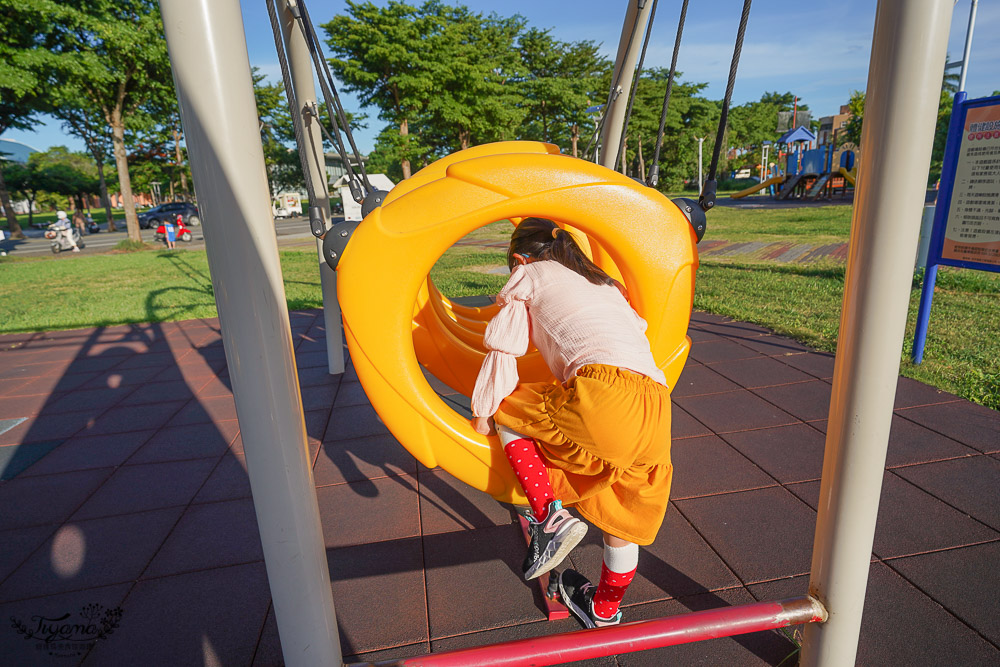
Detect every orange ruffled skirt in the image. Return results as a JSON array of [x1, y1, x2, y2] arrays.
[[493, 364, 672, 545]]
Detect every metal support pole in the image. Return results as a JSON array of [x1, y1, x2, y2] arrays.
[[800, 1, 955, 665], [278, 0, 345, 375], [958, 0, 977, 92], [599, 0, 654, 169], [697, 137, 705, 193], [158, 2, 342, 665]]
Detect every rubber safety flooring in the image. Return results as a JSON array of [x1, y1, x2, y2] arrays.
[[0, 310, 998, 665]]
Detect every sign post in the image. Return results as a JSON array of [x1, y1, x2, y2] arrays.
[[912, 92, 1000, 363]]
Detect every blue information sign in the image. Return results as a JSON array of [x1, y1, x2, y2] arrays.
[[912, 92, 1000, 363]]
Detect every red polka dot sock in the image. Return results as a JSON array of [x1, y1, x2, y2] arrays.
[[502, 438, 554, 522], [592, 544, 638, 620]]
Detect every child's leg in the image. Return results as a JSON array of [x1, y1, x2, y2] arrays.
[[593, 533, 639, 621], [498, 425, 555, 522]]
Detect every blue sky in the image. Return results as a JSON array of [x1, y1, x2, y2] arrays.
[[7, 0, 998, 155]]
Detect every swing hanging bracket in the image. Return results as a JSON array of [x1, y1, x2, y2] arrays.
[[672, 197, 707, 243], [322, 219, 360, 270]]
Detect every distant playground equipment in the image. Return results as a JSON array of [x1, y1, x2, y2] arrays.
[[731, 125, 858, 201]]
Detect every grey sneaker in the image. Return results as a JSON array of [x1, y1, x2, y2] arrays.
[[558, 568, 623, 629], [523, 500, 588, 580]]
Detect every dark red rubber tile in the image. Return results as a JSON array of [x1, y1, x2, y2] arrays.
[[0, 468, 113, 531], [295, 350, 330, 369], [871, 473, 998, 558], [752, 379, 832, 422], [0, 583, 131, 664], [885, 414, 978, 467], [119, 379, 205, 406], [687, 339, 763, 364], [785, 480, 820, 509], [708, 355, 813, 389], [44, 385, 137, 414], [323, 403, 392, 442], [193, 452, 251, 504], [430, 618, 616, 665], [418, 469, 514, 535], [316, 475, 421, 549], [0, 391, 61, 418], [670, 364, 742, 397], [196, 374, 233, 398], [889, 542, 1000, 645], [299, 365, 341, 388], [313, 434, 417, 486], [0, 524, 56, 582], [674, 391, 799, 434], [0, 507, 183, 602], [0, 377, 32, 397], [898, 401, 1000, 454], [71, 458, 217, 520], [670, 404, 713, 439], [83, 399, 185, 436], [20, 430, 155, 477], [151, 360, 226, 384], [894, 456, 1000, 532], [88, 562, 270, 666], [0, 439, 64, 480], [80, 365, 162, 390], [686, 326, 718, 343], [111, 351, 178, 371], [424, 523, 545, 638], [143, 498, 262, 578], [18, 371, 104, 395], [675, 487, 816, 583], [722, 423, 826, 484], [128, 420, 239, 464], [301, 382, 338, 411], [0, 410, 92, 445], [697, 319, 774, 339], [332, 381, 370, 408], [736, 334, 811, 356], [170, 395, 238, 426], [325, 538, 429, 655], [305, 408, 332, 447], [670, 435, 776, 499], [752, 564, 1000, 665], [893, 376, 962, 409], [778, 351, 835, 379], [616, 588, 798, 666], [0, 359, 73, 380], [690, 311, 731, 325]]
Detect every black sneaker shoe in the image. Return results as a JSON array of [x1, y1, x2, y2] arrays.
[[522, 500, 588, 580], [558, 569, 623, 629]]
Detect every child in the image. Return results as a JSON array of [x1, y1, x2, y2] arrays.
[[164, 214, 178, 250], [471, 217, 673, 629]]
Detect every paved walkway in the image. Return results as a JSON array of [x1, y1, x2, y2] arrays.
[[0, 311, 998, 665]]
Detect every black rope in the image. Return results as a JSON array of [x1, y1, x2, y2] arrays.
[[583, 0, 646, 161], [700, 0, 752, 211], [647, 0, 689, 187], [615, 0, 659, 172], [265, 0, 318, 206], [295, 0, 374, 195]]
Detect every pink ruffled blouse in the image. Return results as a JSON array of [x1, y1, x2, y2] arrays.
[[471, 261, 667, 417]]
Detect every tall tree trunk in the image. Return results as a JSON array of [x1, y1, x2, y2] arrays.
[[173, 124, 188, 197], [459, 129, 470, 151], [400, 118, 411, 179], [0, 169, 25, 239], [637, 133, 645, 182], [110, 108, 141, 242], [620, 135, 628, 175], [95, 161, 116, 232], [571, 123, 579, 158], [26, 194, 36, 228]]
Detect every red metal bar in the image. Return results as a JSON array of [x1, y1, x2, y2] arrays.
[[350, 596, 826, 667]]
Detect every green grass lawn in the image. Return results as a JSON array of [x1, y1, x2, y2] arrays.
[[2, 207, 997, 410]]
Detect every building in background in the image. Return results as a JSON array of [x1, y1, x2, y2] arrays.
[[817, 105, 853, 146], [0, 139, 41, 214]]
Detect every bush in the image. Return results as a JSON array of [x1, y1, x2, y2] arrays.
[[114, 239, 153, 252]]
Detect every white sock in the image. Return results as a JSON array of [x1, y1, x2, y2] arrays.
[[603, 542, 638, 573], [498, 425, 529, 447]]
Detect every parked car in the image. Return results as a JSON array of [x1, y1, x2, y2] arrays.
[[138, 202, 201, 229]]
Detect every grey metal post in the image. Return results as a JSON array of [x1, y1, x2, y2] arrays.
[[958, 0, 977, 92], [158, 2, 342, 665], [278, 0, 345, 375], [697, 137, 705, 193], [599, 0, 654, 169], [799, 1, 955, 665]]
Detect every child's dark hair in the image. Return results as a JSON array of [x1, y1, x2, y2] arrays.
[[507, 217, 616, 287]]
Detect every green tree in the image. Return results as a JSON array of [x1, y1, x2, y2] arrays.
[[252, 68, 306, 196], [518, 28, 609, 155], [843, 90, 865, 146], [52, 102, 118, 230], [324, 0, 455, 179], [30, 146, 99, 212], [50, 0, 175, 242], [928, 89, 953, 187]]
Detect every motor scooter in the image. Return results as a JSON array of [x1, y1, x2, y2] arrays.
[[44, 224, 85, 253], [154, 219, 194, 243]]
